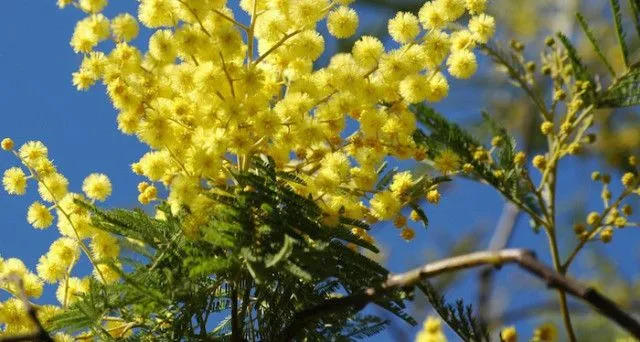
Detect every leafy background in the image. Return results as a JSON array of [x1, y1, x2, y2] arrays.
[[0, 0, 639, 340]]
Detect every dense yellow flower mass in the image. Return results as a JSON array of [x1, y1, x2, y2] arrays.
[[63, 0, 493, 241], [1, 0, 496, 334]]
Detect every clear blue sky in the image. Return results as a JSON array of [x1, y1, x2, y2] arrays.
[[1, 2, 638, 340]]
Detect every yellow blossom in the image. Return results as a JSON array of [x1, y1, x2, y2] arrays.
[[388, 12, 420, 44], [27, 202, 54, 229], [3, 167, 27, 195], [328, 6, 359, 39], [82, 173, 112, 201], [1, 138, 14, 151]]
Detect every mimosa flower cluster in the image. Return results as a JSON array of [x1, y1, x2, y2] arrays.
[[62, 0, 494, 243], [0, 138, 120, 338]]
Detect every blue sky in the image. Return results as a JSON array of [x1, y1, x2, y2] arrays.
[[1, 1, 638, 341]]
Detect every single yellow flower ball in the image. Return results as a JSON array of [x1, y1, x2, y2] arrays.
[[621, 172, 636, 188], [586, 212, 601, 226], [532, 155, 547, 170], [370, 191, 401, 220], [501, 326, 518, 342], [468, 14, 495, 43], [447, 50, 478, 79], [600, 227, 613, 243], [327, 6, 359, 39], [79, 0, 107, 14], [540, 121, 554, 135], [388, 12, 420, 44], [514, 152, 526, 166], [1, 138, 14, 151], [426, 189, 441, 204], [111, 13, 139, 42], [82, 173, 112, 201], [2, 167, 27, 195], [27, 202, 54, 229]]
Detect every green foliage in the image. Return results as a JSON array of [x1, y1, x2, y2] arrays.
[[560, 2, 640, 108], [610, 0, 629, 67], [50, 158, 416, 340], [556, 32, 596, 88], [412, 104, 540, 218], [629, 0, 640, 37], [576, 13, 616, 76], [599, 69, 640, 108]]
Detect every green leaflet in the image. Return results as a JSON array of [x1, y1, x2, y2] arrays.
[[610, 0, 630, 67], [598, 69, 640, 108], [576, 13, 616, 76], [413, 105, 540, 216]]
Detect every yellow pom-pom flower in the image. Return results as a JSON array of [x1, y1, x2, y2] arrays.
[[466, 0, 487, 14], [501, 326, 518, 342], [327, 6, 359, 39], [426, 189, 441, 204], [111, 13, 139, 42], [18, 141, 48, 167], [434, 149, 461, 174], [1, 138, 14, 151], [399, 74, 431, 104], [388, 12, 420, 44], [3, 167, 27, 195], [82, 173, 112, 201], [352, 36, 384, 69], [415, 316, 446, 342], [38, 173, 69, 203], [447, 50, 477, 79], [468, 14, 495, 43], [36, 255, 67, 284], [79, 0, 107, 13], [370, 191, 401, 220], [419, 2, 446, 30], [27, 202, 54, 229]]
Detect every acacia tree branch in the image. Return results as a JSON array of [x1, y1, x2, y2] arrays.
[[278, 249, 640, 341], [0, 275, 53, 342]]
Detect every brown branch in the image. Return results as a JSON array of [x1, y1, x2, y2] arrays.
[[278, 249, 640, 341], [0, 276, 53, 342]]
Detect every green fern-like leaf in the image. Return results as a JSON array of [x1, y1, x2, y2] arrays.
[[576, 13, 616, 76], [418, 282, 490, 342], [598, 69, 640, 107], [610, 0, 629, 67], [630, 0, 640, 37]]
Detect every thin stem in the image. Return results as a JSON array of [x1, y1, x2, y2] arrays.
[[563, 189, 631, 270], [253, 30, 301, 65], [211, 8, 250, 31], [546, 142, 577, 341], [547, 230, 578, 342]]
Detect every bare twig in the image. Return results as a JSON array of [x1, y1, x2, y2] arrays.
[[0, 275, 53, 342], [278, 249, 640, 341]]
